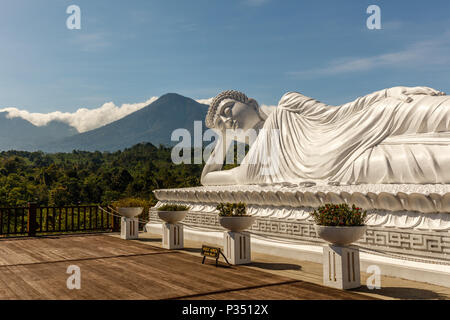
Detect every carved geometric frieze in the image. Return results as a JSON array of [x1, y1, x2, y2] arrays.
[[149, 210, 450, 261]]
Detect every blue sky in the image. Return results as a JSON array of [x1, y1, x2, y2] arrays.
[[1, 0, 450, 122]]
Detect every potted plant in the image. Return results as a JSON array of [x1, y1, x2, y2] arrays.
[[157, 204, 190, 224], [311, 203, 367, 246], [217, 202, 255, 232], [112, 198, 149, 219]]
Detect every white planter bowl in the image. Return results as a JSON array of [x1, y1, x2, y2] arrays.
[[218, 216, 256, 232], [315, 225, 367, 246], [117, 207, 143, 218], [157, 211, 188, 224]]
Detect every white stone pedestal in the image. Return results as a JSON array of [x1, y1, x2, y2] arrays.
[[323, 244, 361, 290], [223, 231, 251, 265], [121, 217, 139, 240], [162, 223, 184, 249]]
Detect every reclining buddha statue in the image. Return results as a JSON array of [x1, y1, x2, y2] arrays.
[[201, 86, 450, 186]]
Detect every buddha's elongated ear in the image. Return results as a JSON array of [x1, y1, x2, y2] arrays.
[[247, 98, 259, 108], [247, 98, 266, 121]]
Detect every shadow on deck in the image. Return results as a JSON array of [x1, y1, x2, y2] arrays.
[[0, 234, 375, 300]]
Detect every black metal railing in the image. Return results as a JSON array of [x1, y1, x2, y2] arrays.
[[0, 204, 120, 237]]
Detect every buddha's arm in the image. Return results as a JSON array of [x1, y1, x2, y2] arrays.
[[201, 136, 239, 185], [336, 88, 390, 111], [201, 167, 241, 186], [338, 86, 444, 110], [279, 89, 394, 114]]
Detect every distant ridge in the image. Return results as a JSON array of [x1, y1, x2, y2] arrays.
[[38, 93, 209, 152], [0, 112, 76, 151]]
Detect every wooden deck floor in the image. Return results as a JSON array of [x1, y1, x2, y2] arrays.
[[0, 234, 373, 300]]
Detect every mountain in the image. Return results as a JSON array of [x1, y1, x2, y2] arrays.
[[39, 93, 209, 152], [0, 112, 76, 151]]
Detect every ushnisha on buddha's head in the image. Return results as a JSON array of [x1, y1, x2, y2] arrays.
[[206, 90, 266, 133]]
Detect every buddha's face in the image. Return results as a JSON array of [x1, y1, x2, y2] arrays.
[[215, 99, 262, 133]]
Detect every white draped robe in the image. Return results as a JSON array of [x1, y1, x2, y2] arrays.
[[239, 90, 450, 185]]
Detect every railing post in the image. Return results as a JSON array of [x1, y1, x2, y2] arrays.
[[111, 216, 119, 232], [27, 202, 37, 237], [112, 214, 120, 232]]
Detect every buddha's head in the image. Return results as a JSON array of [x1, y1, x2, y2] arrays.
[[206, 90, 265, 132]]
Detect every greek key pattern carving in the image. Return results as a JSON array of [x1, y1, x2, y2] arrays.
[[149, 211, 450, 261]]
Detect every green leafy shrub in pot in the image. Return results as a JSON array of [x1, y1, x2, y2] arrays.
[[111, 197, 153, 220], [216, 202, 248, 217], [112, 198, 152, 213], [310, 203, 366, 226], [156, 204, 189, 224], [157, 204, 190, 211]]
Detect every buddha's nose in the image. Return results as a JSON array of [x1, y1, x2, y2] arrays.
[[222, 117, 234, 129]]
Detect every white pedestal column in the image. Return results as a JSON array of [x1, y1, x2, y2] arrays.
[[121, 217, 139, 240], [223, 231, 251, 265], [323, 244, 361, 290], [162, 223, 184, 249]]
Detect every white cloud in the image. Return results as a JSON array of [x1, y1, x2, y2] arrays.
[[195, 98, 214, 105], [0, 97, 158, 133], [288, 32, 450, 77], [0, 96, 270, 133]]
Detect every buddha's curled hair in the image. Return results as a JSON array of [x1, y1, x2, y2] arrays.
[[206, 90, 259, 128]]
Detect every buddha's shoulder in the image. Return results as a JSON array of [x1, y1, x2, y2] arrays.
[[278, 91, 311, 105]]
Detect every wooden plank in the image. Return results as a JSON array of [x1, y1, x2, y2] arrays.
[[0, 235, 374, 300], [0, 235, 166, 265], [197, 280, 370, 300]]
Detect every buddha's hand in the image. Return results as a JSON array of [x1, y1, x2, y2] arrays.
[[402, 86, 445, 96], [388, 86, 446, 103]]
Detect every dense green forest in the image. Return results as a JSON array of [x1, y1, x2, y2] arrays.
[[0, 143, 204, 207]]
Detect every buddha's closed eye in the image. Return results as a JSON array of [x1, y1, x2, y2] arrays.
[[224, 107, 232, 116]]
